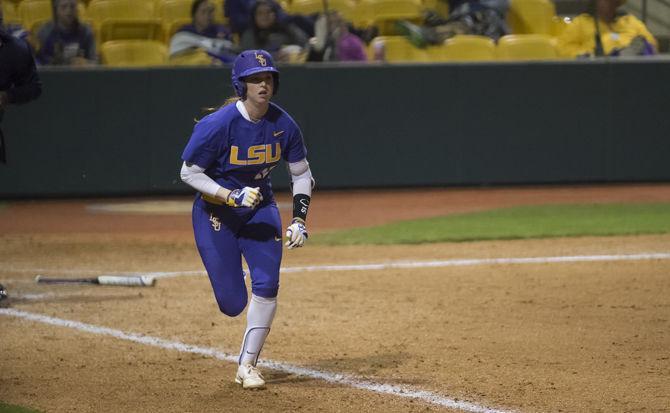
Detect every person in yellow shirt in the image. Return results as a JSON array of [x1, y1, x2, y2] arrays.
[[557, 0, 657, 58]]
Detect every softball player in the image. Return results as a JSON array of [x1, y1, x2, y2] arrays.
[[180, 49, 313, 389]]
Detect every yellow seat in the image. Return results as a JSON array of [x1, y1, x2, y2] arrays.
[[210, 0, 227, 25], [101, 39, 167, 66], [358, 0, 423, 35], [420, 0, 448, 18], [369, 35, 427, 62], [496, 34, 558, 60], [440, 35, 496, 61], [420, 45, 446, 62], [77, 2, 93, 27], [158, 0, 192, 42], [507, 0, 556, 35], [551, 15, 572, 37], [18, 0, 51, 35], [286, 0, 356, 22], [2, 1, 21, 26], [88, 0, 162, 44], [78, 1, 88, 19], [169, 48, 214, 66]]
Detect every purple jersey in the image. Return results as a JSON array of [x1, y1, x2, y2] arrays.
[[182, 101, 306, 204]]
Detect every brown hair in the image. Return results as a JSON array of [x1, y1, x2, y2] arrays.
[[51, 0, 80, 27], [196, 96, 241, 122], [222, 96, 241, 107]]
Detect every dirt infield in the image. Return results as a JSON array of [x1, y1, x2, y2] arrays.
[[1, 184, 670, 413]]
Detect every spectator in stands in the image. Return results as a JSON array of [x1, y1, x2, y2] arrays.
[[226, 0, 315, 37], [557, 0, 657, 57], [239, 0, 308, 62], [226, 0, 284, 35], [36, 0, 96, 65], [308, 11, 367, 62], [397, 0, 510, 47], [0, 26, 42, 164], [169, 0, 237, 64], [180, 0, 233, 40], [0, 1, 29, 43]]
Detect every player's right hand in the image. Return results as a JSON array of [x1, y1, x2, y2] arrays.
[[226, 187, 263, 208], [285, 218, 308, 249]]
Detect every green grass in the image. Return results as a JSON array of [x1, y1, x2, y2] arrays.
[[312, 203, 670, 245], [0, 403, 42, 413]]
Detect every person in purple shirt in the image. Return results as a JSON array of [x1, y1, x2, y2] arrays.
[[311, 11, 367, 62], [180, 49, 314, 389], [225, 0, 315, 37], [225, 0, 288, 35], [177, 0, 233, 40], [36, 0, 96, 66]]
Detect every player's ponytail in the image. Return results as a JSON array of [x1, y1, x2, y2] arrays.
[[222, 96, 241, 107], [195, 96, 241, 122]]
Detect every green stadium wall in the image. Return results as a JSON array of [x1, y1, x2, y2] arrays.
[[1, 60, 669, 197]]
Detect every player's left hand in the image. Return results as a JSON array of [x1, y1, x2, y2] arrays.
[[285, 218, 308, 249]]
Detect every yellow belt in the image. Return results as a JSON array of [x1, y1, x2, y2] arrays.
[[202, 194, 225, 205]]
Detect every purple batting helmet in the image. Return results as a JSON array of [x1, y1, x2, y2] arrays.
[[231, 49, 280, 99]]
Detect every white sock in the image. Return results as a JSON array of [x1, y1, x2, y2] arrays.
[[239, 294, 277, 366]]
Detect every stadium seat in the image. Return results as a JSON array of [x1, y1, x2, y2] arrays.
[[210, 0, 226, 25], [358, 0, 423, 35], [420, 0, 448, 19], [369, 35, 427, 62], [551, 15, 571, 37], [507, 0, 556, 35], [416, 45, 444, 62], [496, 34, 559, 60], [1, 1, 21, 26], [101, 39, 168, 66], [169, 48, 214, 66], [78, 2, 92, 26], [17, 0, 52, 35], [87, 0, 162, 44], [441, 35, 496, 61], [158, 0, 192, 42]]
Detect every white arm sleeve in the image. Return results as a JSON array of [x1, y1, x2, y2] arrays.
[[288, 159, 313, 197], [180, 162, 222, 197]]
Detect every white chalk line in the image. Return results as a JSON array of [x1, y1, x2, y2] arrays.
[[279, 252, 670, 274], [4, 252, 670, 281], [13, 292, 137, 301], [0, 308, 513, 413], [16, 292, 86, 300], [2, 268, 205, 277]]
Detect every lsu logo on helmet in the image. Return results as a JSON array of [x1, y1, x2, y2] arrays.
[[232, 49, 279, 98], [255, 52, 267, 67]]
